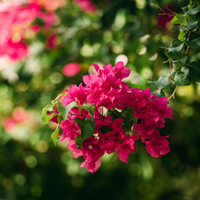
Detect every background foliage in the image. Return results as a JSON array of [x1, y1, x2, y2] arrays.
[[1, 0, 200, 199]]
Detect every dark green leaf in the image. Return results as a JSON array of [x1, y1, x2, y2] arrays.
[[184, 37, 200, 50], [187, 62, 200, 82], [180, 21, 198, 31], [82, 118, 95, 141], [74, 117, 85, 130], [186, 5, 200, 15], [148, 76, 170, 90], [57, 101, 77, 120], [152, 89, 166, 98], [172, 55, 187, 67], [75, 135, 83, 149], [51, 126, 60, 146], [170, 14, 187, 25], [168, 43, 184, 56], [41, 104, 53, 125], [99, 126, 113, 134], [173, 67, 191, 85], [83, 105, 95, 117]]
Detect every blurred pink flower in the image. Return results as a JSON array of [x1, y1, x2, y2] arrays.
[[46, 33, 60, 49], [62, 63, 81, 77], [74, 0, 97, 13], [12, 108, 28, 124], [0, 1, 57, 61], [3, 118, 16, 133], [28, 0, 66, 11]]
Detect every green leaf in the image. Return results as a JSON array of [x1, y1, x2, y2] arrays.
[[172, 55, 187, 67], [170, 14, 187, 25], [75, 134, 83, 149], [173, 67, 191, 85], [74, 117, 85, 130], [186, 5, 200, 15], [148, 76, 170, 90], [187, 62, 200, 82], [178, 31, 186, 42], [83, 105, 95, 117], [121, 108, 133, 131], [180, 21, 198, 31], [152, 89, 166, 98], [51, 94, 63, 106], [168, 43, 184, 56], [57, 101, 77, 120], [99, 125, 113, 134], [41, 104, 53, 125], [51, 126, 60, 146], [82, 118, 95, 141], [184, 37, 200, 50]]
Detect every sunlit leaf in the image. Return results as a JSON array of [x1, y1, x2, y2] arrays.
[[57, 101, 77, 120], [170, 14, 187, 25], [41, 104, 53, 125], [51, 126, 60, 146]]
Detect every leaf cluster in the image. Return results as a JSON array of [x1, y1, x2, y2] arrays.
[[149, 2, 200, 98]]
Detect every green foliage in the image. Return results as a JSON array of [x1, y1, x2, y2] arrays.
[[74, 117, 95, 149], [58, 101, 77, 120], [51, 125, 60, 146], [41, 104, 53, 125]]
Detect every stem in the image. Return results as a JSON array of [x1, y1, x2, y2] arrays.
[[167, 85, 178, 101]]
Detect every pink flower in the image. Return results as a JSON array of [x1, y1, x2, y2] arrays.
[[80, 158, 101, 173], [0, 1, 57, 60], [62, 63, 81, 77], [83, 62, 131, 109], [117, 134, 139, 163], [59, 118, 81, 141], [46, 33, 60, 49], [145, 134, 170, 158], [3, 118, 16, 133], [12, 108, 28, 124], [62, 83, 86, 106], [74, 0, 97, 13], [28, 0, 66, 11]]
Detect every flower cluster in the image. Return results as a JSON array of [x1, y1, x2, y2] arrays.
[[44, 62, 173, 173], [0, 1, 57, 60], [74, 0, 97, 13]]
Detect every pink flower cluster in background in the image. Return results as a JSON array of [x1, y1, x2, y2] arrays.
[[74, 0, 97, 13], [50, 62, 173, 173], [0, 1, 57, 60], [3, 108, 33, 133], [28, 0, 66, 11], [62, 63, 81, 77]]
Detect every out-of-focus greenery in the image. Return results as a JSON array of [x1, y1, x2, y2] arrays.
[[1, 0, 200, 199]]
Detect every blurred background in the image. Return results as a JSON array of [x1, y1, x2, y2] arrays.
[[1, 0, 200, 199]]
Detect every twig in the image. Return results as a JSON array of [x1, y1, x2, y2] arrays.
[[168, 85, 178, 100], [143, 70, 153, 80]]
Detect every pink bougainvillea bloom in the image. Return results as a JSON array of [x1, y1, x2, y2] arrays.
[[62, 63, 81, 77], [74, 0, 97, 13], [12, 108, 28, 124], [46, 33, 60, 49], [117, 134, 139, 163], [3, 118, 16, 133], [0, 1, 57, 60], [28, 0, 66, 11], [145, 134, 170, 158], [83, 61, 131, 109], [62, 83, 86, 106]]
